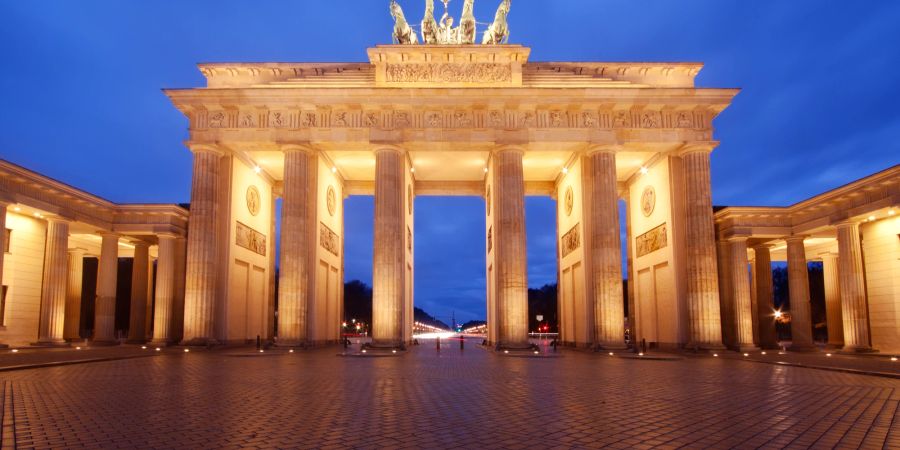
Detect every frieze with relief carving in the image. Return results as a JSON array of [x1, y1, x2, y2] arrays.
[[236, 221, 266, 256], [385, 63, 512, 84], [561, 224, 581, 258], [320, 222, 340, 256], [636, 223, 667, 258]]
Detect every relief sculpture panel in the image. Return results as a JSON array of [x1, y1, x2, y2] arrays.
[[236, 221, 266, 256], [635, 223, 667, 258]]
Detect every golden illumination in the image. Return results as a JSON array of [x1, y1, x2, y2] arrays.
[[13, 207, 20, 212], [639, 166, 649, 175], [561, 167, 568, 174], [253, 165, 262, 174], [868, 215, 876, 221]]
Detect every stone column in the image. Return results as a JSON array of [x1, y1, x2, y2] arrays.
[[586, 148, 626, 349], [715, 240, 734, 348], [182, 146, 222, 345], [835, 222, 872, 352], [127, 241, 150, 343], [36, 219, 69, 345], [492, 148, 529, 349], [749, 258, 759, 346], [63, 248, 85, 341], [0, 202, 8, 287], [372, 147, 405, 347], [93, 232, 119, 344], [171, 237, 187, 343], [680, 144, 724, 349], [785, 236, 815, 351], [753, 245, 778, 348], [728, 238, 759, 351], [151, 234, 177, 345], [820, 252, 843, 348], [278, 146, 314, 346]]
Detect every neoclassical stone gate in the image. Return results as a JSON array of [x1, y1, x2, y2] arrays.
[[166, 44, 737, 350]]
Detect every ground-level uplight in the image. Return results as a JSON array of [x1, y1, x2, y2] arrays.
[[75, 346, 82, 350], [504, 350, 509, 354], [141, 346, 147, 350], [11, 349, 18, 353], [184, 348, 190, 353], [608, 352, 614, 356], [713, 353, 719, 357], [392, 349, 397, 354], [891, 357, 898, 362], [155, 347, 161, 351], [761, 351, 767, 355], [826, 353, 833, 357], [259, 350, 264, 353], [638, 352, 644, 356], [743, 353, 749, 357], [289, 349, 294, 353]]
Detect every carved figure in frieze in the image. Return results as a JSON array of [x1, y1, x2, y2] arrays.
[[613, 111, 630, 128], [640, 112, 660, 128], [390, 0, 419, 44], [421, 0, 440, 44], [239, 113, 256, 128], [549, 111, 564, 127], [458, 0, 477, 44], [394, 111, 411, 127], [676, 112, 693, 128], [270, 112, 286, 128], [364, 112, 380, 127], [582, 111, 597, 128], [333, 112, 348, 127], [301, 112, 317, 127], [489, 110, 504, 127], [521, 111, 536, 127], [454, 111, 472, 127], [427, 112, 443, 127], [482, 0, 511, 44], [208, 112, 225, 128]]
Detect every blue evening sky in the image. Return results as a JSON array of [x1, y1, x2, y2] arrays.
[[2, 1, 898, 323]]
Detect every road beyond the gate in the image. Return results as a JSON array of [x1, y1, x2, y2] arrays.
[[1, 342, 898, 449]]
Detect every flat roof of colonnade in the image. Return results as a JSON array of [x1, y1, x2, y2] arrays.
[[165, 45, 739, 192]]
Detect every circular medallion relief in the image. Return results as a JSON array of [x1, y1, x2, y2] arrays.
[[326, 185, 336, 217], [246, 185, 261, 216], [641, 186, 656, 217], [407, 184, 413, 215], [564, 186, 574, 217]]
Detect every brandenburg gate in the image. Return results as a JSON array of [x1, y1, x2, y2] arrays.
[[165, 38, 737, 350]]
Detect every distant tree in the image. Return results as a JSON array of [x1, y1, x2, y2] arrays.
[[413, 307, 450, 330], [460, 320, 486, 330], [344, 280, 373, 324], [528, 283, 558, 332], [771, 263, 828, 343]]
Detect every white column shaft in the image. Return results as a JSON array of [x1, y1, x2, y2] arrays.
[[64, 249, 85, 341], [372, 149, 405, 346], [152, 236, 177, 344], [37, 220, 69, 343], [682, 150, 724, 349], [836, 222, 872, 351], [94, 233, 119, 343], [821, 252, 843, 347], [493, 149, 529, 348], [182, 149, 221, 344], [753, 246, 778, 348], [128, 242, 150, 342], [278, 149, 314, 345], [729, 239, 758, 351], [786, 237, 814, 350], [587, 151, 625, 348]]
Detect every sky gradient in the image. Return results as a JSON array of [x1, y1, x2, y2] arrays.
[[2, 1, 898, 323]]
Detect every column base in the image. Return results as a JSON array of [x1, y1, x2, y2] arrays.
[[275, 340, 309, 348], [593, 342, 629, 351], [825, 342, 845, 350], [787, 343, 817, 352], [30, 340, 69, 348], [735, 344, 760, 353], [89, 340, 121, 347], [150, 339, 174, 347], [180, 338, 219, 347], [685, 342, 727, 352], [839, 345, 877, 354], [125, 339, 149, 345]]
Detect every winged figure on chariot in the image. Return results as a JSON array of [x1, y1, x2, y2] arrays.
[[390, 0, 511, 45]]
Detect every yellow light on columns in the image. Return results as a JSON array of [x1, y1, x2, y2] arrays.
[[561, 167, 569, 175], [410, 167, 415, 173], [868, 215, 876, 221], [13, 207, 20, 212], [253, 165, 262, 174], [331, 166, 338, 174], [639, 166, 649, 175], [888, 209, 895, 216]]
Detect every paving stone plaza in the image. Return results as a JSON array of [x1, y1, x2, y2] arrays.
[[1, 343, 898, 449]]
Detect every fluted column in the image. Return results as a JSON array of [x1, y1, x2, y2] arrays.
[[94, 232, 119, 344], [152, 234, 177, 344], [715, 240, 734, 348], [63, 248, 85, 341], [680, 145, 724, 349], [182, 146, 222, 345], [749, 258, 759, 346], [372, 148, 405, 347], [0, 203, 8, 289], [836, 222, 872, 352], [278, 145, 315, 346], [127, 241, 150, 343], [728, 238, 759, 351], [785, 236, 814, 351], [36, 219, 69, 344], [753, 245, 778, 348], [171, 237, 187, 343], [587, 148, 625, 349], [820, 252, 844, 348], [493, 148, 529, 348]]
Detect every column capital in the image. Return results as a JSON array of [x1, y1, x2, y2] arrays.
[[373, 145, 406, 156], [782, 235, 808, 244], [280, 143, 317, 154], [676, 141, 720, 157], [492, 145, 525, 156], [818, 251, 838, 259], [834, 219, 861, 230], [96, 231, 120, 239], [130, 239, 150, 249], [751, 243, 774, 251], [155, 232, 180, 241], [585, 144, 623, 156], [726, 235, 750, 243], [187, 143, 227, 157], [68, 247, 88, 255]]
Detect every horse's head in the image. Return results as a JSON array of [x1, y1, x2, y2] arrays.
[[424, 0, 434, 14], [390, 0, 405, 21], [462, 0, 475, 15]]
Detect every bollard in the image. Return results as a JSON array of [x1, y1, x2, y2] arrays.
[[641, 338, 646, 354], [256, 335, 261, 350], [460, 337, 464, 350], [436, 337, 441, 352], [343, 337, 349, 350]]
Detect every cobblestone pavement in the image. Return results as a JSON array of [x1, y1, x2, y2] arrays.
[[0, 340, 898, 449]]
